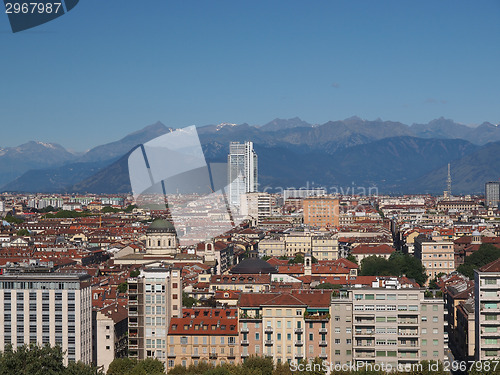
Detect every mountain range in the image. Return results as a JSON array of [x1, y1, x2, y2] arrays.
[[1, 117, 499, 195]]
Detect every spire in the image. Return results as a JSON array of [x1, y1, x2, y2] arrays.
[[447, 163, 452, 195]]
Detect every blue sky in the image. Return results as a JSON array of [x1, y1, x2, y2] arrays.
[[1, 0, 499, 151]]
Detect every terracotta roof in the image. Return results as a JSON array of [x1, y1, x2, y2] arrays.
[[479, 258, 500, 273]]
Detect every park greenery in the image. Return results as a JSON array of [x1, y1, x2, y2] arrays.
[[0, 344, 102, 375], [456, 243, 500, 279], [359, 252, 428, 286]]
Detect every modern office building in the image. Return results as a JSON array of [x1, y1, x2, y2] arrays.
[[128, 265, 182, 362], [485, 181, 500, 208], [303, 197, 340, 227], [0, 266, 92, 365], [332, 278, 445, 370], [227, 141, 258, 206], [474, 258, 500, 361]]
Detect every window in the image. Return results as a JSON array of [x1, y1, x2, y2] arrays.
[[309, 334, 313, 341]]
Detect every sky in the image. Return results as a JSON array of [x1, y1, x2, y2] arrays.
[[1, 0, 499, 151]]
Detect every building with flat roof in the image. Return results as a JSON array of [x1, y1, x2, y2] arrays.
[[128, 265, 182, 362], [485, 181, 500, 208], [474, 258, 500, 361], [332, 279, 445, 370], [0, 267, 92, 365], [303, 197, 340, 228]]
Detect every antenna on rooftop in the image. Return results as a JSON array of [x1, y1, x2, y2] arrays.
[[443, 163, 452, 200]]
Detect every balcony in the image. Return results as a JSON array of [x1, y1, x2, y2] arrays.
[[355, 330, 374, 336], [240, 327, 249, 333], [241, 340, 249, 345], [304, 314, 330, 322], [319, 328, 328, 334], [295, 341, 303, 346], [192, 353, 200, 358], [209, 354, 217, 360], [295, 327, 303, 334], [239, 313, 262, 321], [398, 330, 418, 336], [128, 344, 138, 350], [354, 352, 375, 359], [241, 352, 250, 357], [129, 322, 138, 328], [319, 353, 328, 359], [265, 340, 274, 346], [167, 353, 176, 358], [129, 310, 138, 316], [319, 341, 328, 346], [129, 300, 138, 305], [398, 319, 418, 325], [265, 327, 273, 333]]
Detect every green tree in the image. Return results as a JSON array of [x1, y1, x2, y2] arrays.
[[242, 355, 273, 375], [107, 357, 137, 375], [457, 244, 500, 279], [313, 283, 340, 290], [131, 358, 164, 375], [288, 254, 304, 264], [65, 361, 104, 375], [117, 282, 128, 293], [130, 270, 140, 278], [16, 228, 30, 236], [346, 254, 358, 264], [4, 213, 23, 224], [182, 292, 197, 308]]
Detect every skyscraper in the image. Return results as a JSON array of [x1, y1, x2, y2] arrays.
[[227, 141, 258, 206], [485, 181, 500, 208]]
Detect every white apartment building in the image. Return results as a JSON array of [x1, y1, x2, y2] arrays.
[[331, 278, 445, 370], [0, 268, 92, 364], [474, 258, 500, 361]]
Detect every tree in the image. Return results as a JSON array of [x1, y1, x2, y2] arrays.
[[4, 213, 23, 224], [360, 252, 428, 286], [66, 361, 104, 375], [457, 244, 500, 279], [182, 292, 197, 308], [242, 355, 273, 375], [346, 254, 358, 264], [107, 357, 137, 375], [16, 228, 30, 236], [288, 254, 304, 264], [117, 282, 128, 293], [428, 273, 445, 290], [130, 270, 140, 278]]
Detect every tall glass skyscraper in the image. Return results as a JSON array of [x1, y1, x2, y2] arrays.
[[485, 181, 500, 208], [227, 141, 258, 206]]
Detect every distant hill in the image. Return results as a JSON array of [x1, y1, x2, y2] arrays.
[[0, 141, 76, 187], [405, 141, 500, 194], [68, 136, 480, 194], [2, 117, 499, 194]]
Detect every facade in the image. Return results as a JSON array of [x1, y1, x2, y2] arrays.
[[332, 280, 445, 370], [283, 189, 326, 200], [227, 141, 258, 206], [128, 266, 182, 362], [414, 234, 455, 282], [485, 181, 500, 208], [303, 197, 340, 228], [455, 299, 475, 362], [0, 268, 92, 365], [166, 308, 240, 369], [92, 303, 128, 373], [238, 291, 331, 364], [474, 258, 500, 361], [240, 192, 272, 224]]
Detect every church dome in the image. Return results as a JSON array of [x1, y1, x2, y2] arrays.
[[146, 219, 176, 234]]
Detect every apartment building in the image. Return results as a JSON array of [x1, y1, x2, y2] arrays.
[[92, 303, 128, 373], [166, 308, 239, 370], [0, 267, 92, 365], [455, 299, 475, 362], [303, 197, 340, 228], [414, 234, 455, 282], [128, 265, 182, 362], [474, 258, 500, 361], [240, 192, 272, 224], [331, 278, 445, 370], [238, 290, 331, 364], [258, 231, 339, 260]]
